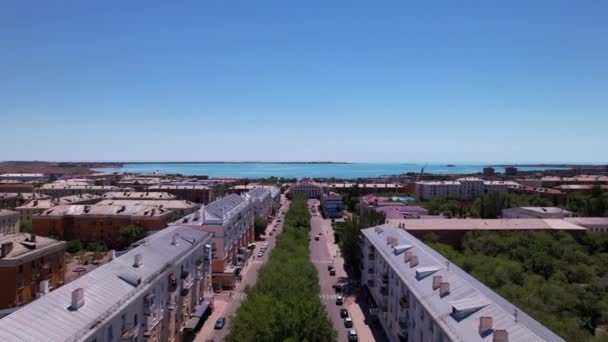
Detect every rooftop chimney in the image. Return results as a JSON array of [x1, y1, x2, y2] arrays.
[[108, 249, 116, 261], [493, 330, 509, 342], [71, 288, 85, 310], [432, 275, 443, 290], [479, 316, 493, 336], [133, 253, 143, 268], [439, 282, 450, 297], [404, 250, 413, 262], [172, 233, 179, 246], [39, 280, 50, 295], [409, 255, 419, 267]]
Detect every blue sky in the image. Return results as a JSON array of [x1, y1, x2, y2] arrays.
[[1, 1, 607, 163]]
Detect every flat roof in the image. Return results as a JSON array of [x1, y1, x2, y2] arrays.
[[0, 226, 211, 342], [0, 173, 45, 177], [387, 218, 586, 231], [362, 224, 564, 341], [0, 209, 19, 217]]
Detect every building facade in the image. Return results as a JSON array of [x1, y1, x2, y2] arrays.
[[32, 204, 174, 247], [0, 226, 213, 342], [360, 224, 564, 342], [0, 210, 20, 234], [37, 184, 125, 197], [96, 199, 200, 221], [247, 187, 273, 218], [101, 191, 177, 200], [0, 174, 47, 182], [290, 179, 324, 199], [415, 178, 519, 200], [176, 194, 254, 290], [320, 192, 343, 219], [0, 234, 66, 313], [15, 194, 101, 224]]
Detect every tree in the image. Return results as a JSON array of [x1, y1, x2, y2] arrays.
[[19, 221, 32, 233], [119, 224, 145, 248], [66, 240, 83, 254], [254, 216, 268, 240]]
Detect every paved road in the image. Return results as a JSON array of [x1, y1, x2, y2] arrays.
[[195, 199, 290, 342], [308, 199, 350, 342]]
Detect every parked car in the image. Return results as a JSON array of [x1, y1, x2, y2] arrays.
[[315, 235, 320, 241], [336, 295, 343, 305], [328, 265, 334, 271], [214, 317, 226, 330], [330, 269, 336, 276], [340, 308, 349, 318], [333, 283, 343, 292], [344, 317, 353, 328], [347, 329, 358, 341], [257, 252, 263, 257]]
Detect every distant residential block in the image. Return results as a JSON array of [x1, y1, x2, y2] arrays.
[[502, 207, 573, 219], [0, 226, 212, 342], [565, 217, 608, 233], [360, 195, 429, 219], [0, 233, 66, 313], [96, 199, 200, 219], [37, 184, 125, 197], [320, 192, 343, 219], [32, 204, 174, 247], [0, 210, 20, 234], [482, 167, 495, 176], [0, 173, 47, 182], [146, 184, 210, 204], [15, 194, 101, 224], [415, 178, 518, 200], [361, 224, 565, 342], [101, 191, 177, 200], [247, 187, 273, 218]]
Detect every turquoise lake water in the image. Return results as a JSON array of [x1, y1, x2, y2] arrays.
[[95, 163, 571, 179]]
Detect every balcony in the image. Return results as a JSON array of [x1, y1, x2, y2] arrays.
[[182, 272, 194, 291], [168, 273, 177, 293], [380, 286, 388, 296], [144, 293, 156, 316], [121, 324, 139, 341], [367, 268, 375, 275], [381, 272, 388, 284], [167, 298, 177, 311], [399, 296, 410, 310], [144, 309, 161, 333], [367, 253, 375, 261]]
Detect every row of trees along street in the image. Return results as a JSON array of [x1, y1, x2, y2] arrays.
[[225, 197, 336, 342]]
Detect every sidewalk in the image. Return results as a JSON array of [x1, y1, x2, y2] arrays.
[[322, 218, 374, 342]]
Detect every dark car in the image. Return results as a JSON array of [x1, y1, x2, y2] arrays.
[[328, 265, 334, 271], [333, 283, 343, 292], [330, 269, 336, 276], [340, 308, 349, 318], [344, 317, 353, 328], [336, 295, 343, 305], [347, 330, 358, 341], [214, 317, 226, 330]]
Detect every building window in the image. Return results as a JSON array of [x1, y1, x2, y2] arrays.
[[18, 265, 23, 273], [107, 325, 113, 342]]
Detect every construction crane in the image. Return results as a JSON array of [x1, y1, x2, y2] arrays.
[[416, 163, 428, 182]]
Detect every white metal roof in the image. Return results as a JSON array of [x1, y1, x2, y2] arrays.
[[362, 224, 565, 342], [0, 226, 212, 342]]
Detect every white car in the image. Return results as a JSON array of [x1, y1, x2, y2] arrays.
[[257, 252, 263, 257], [262, 242, 269, 247]]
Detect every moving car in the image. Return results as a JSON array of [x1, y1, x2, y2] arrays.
[[344, 317, 353, 328], [340, 308, 349, 318], [336, 295, 343, 305], [214, 317, 226, 330], [347, 329, 358, 341]]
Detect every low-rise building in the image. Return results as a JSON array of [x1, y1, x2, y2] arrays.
[[15, 194, 101, 224], [320, 192, 343, 219], [32, 205, 174, 247], [101, 191, 177, 200], [361, 224, 564, 342], [507, 184, 565, 200], [416, 178, 519, 200], [482, 167, 495, 176], [0, 183, 34, 193], [0, 226, 213, 342], [96, 199, 200, 220], [502, 207, 574, 219], [564, 217, 608, 233], [147, 184, 210, 204], [175, 194, 254, 290], [0, 233, 66, 313], [360, 195, 429, 220], [0, 173, 47, 182], [553, 184, 608, 193], [37, 184, 125, 197], [0, 210, 20, 234], [540, 175, 608, 188], [247, 187, 273, 218], [290, 179, 324, 199], [388, 218, 586, 246]]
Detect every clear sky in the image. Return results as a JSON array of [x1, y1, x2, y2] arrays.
[[1, 1, 607, 163]]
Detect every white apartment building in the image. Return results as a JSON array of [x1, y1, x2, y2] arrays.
[[0, 225, 213, 342], [247, 187, 273, 218], [415, 178, 519, 200], [176, 193, 254, 290], [0, 210, 20, 234], [361, 224, 564, 342]]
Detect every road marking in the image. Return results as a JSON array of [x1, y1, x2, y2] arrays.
[[231, 292, 248, 300], [312, 259, 333, 264], [319, 293, 339, 300]]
